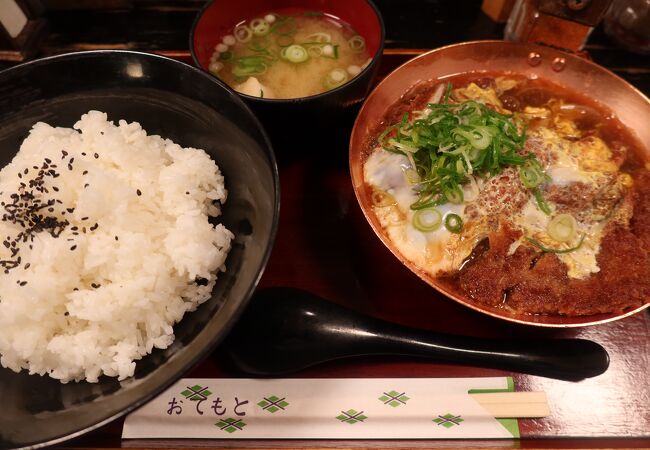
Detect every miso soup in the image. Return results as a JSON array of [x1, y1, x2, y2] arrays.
[[208, 10, 372, 99]]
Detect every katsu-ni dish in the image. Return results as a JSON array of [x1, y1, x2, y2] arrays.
[[0, 111, 233, 382], [207, 9, 372, 99], [362, 74, 650, 317]]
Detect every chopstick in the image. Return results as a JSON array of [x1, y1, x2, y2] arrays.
[[470, 391, 550, 418]]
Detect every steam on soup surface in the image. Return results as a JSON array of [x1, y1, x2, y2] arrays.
[[208, 10, 372, 99]]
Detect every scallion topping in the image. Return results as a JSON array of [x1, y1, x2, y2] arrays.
[[324, 68, 348, 89], [380, 86, 537, 210], [305, 32, 331, 43], [519, 159, 548, 188], [250, 18, 271, 36], [444, 185, 464, 204], [525, 233, 586, 254], [234, 25, 253, 42], [547, 213, 577, 242], [412, 208, 442, 232], [533, 188, 552, 215], [444, 213, 463, 233], [348, 35, 366, 52], [231, 55, 271, 77], [282, 44, 309, 63]]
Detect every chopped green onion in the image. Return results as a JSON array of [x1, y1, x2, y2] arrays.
[[348, 35, 366, 52], [525, 233, 586, 254], [232, 56, 268, 77], [303, 10, 324, 17], [452, 126, 492, 150], [533, 188, 552, 215], [308, 45, 323, 57], [305, 32, 331, 43], [547, 213, 577, 243], [232, 65, 267, 77], [404, 168, 420, 184], [324, 68, 348, 89], [444, 185, 464, 204], [250, 18, 271, 36], [282, 44, 309, 63], [413, 208, 442, 232], [444, 213, 463, 233], [380, 89, 535, 211], [519, 159, 547, 188], [234, 25, 252, 42]]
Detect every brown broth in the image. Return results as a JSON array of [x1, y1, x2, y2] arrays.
[[370, 72, 650, 316]]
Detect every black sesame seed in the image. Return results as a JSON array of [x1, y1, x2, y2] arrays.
[[84, 184, 89, 188], [136, 189, 142, 196], [24, 263, 30, 269], [82, 170, 88, 175], [44, 158, 52, 164], [114, 236, 119, 241], [81, 152, 86, 156], [70, 245, 77, 251], [19, 281, 27, 286], [81, 217, 88, 221], [93, 153, 99, 159], [91, 283, 100, 289]]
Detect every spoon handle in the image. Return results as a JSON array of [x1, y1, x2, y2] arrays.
[[221, 288, 609, 380]]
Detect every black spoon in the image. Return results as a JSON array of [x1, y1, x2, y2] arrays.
[[220, 288, 609, 381]]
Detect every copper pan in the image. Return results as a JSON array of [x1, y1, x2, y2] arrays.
[[349, 40, 650, 327]]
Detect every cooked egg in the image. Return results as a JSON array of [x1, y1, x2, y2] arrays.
[[363, 81, 632, 281]]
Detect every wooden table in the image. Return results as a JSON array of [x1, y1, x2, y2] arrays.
[[3, 1, 649, 448]]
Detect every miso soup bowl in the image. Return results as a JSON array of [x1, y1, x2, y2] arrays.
[[190, 0, 385, 155]]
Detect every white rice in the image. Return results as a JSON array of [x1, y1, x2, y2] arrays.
[[0, 111, 233, 383]]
